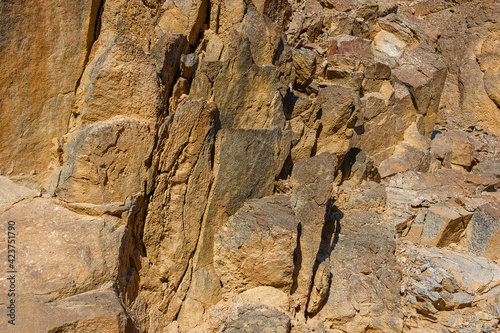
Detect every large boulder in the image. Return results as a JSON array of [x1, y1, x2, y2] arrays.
[[0, 176, 132, 332]]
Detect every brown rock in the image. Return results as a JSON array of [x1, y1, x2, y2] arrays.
[[291, 48, 317, 91], [0, 177, 130, 332], [315, 210, 404, 332], [55, 120, 155, 204], [420, 201, 473, 247], [392, 43, 447, 136], [135, 99, 218, 328], [195, 127, 293, 270], [221, 307, 291, 333], [150, 34, 188, 101], [0, 0, 98, 185], [466, 201, 500, 261], [315, 85, 358, 158], [364, 62, 391, 79], [262, 0, 293, 29], [156, 0, 208, 45], [331, 34, 374, 59], [213, 0, 247, 34], [378, 142, 431, 178], [214, 195, 299, 294], [213, 9, 292, 129], [423, 0, 500, 133], [180, 52, 199, 80], [289, 153, 337, 315]]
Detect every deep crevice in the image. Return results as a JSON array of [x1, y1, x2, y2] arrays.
[[75, 0, 104, 93]]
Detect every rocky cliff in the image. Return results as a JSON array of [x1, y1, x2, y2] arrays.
[[0, 0, 499, 332]]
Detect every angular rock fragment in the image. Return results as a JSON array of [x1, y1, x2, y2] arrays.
[[289, 153, 337, 315], [214, 195, 299, 294], [466, 201, 500, 261]]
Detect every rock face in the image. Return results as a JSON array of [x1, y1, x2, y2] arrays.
[[1, 0, 500, 332]]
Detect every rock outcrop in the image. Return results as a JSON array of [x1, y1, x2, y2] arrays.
[[1, 0, 499, 332]]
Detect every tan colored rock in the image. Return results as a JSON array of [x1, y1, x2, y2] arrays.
[[137, 99, 218, 327], [289, 153, 337, 316], [214, 195, 299, 295], [402, 244, 500, 332], [316, 210, 404, 332], [168, 126, 292, 328], [213, 50, 286, 129], [373, 30, 407, 63], [238, 287, 290, 312], [290, 96, 321, 162], [213, 9, 292, 129], [169, 77, 190, 112], [420, 200, 473, 247], [421, 0, 500, 133], [335, 181, 387, 212], [291, 48, 316, 91], [261, 0, 293, 30], [195, 127, 292, 270], [157, 0, 208, 45], [0, 177, 130, 332], [212, 0, 247, 34], [315, 85, 359, 158], [150, 33, 188, 100], [55, 120, 155, 204], [392, 43, 447, 136], [378, 142, 431, 178], [221, 307, 291, 333], [361, 82, 418, 164], [73, 41, 163, 125], [0, 0, 99, 185]]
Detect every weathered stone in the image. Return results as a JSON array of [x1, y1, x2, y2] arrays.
[[196, 127, 292, 269], [0, 0, 99, 185], [330, 34, 374, 59], [335, 181, 387, 212], [291, 48, 316, 91], [150, 33, 188, 100], [361, 82, 418, 163], [429, 0, 500, 133], [214, 195, 299, 294], [214, 11, 292, 129], [0, 177, 130, 332], [378, 142, 431, 178], [213, 0, 247, 34], [180, 53, 199, 79], [157, 0, 208, 45], [315, 210, 404, 333], [453, 292, 474, 309], [169, 77, 190, 112], [136, 99, 218, 328], [289, 153, 337, 315], [315, 85, 358, 158], [414, 247, 500, 295], [55, 120, 155, 204], [466, 201, 500, 261], [364, 61, 391, 79], [392, 43, 447, 136], [221, 307, 291, 333], [237, 286, 290, 312], [306, 261, 331, 314], [261, 0, 293, 29], [373, 30, 407, 60], [420, 201, 473, 247]]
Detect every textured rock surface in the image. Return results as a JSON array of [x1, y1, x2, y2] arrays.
[[214, 195, 299, 295], [1, 0, 500, 332], [0, 176, 133, 332]]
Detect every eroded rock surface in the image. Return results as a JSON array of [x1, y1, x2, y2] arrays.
[[1, 0, 499, 332]]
